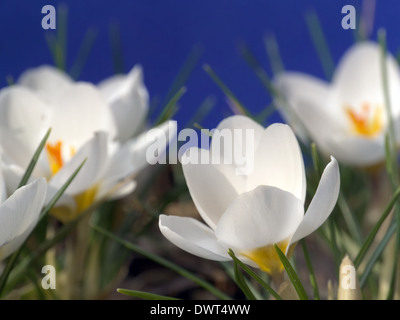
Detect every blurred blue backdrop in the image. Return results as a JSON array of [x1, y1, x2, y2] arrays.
[[1, 0, 400, 128]]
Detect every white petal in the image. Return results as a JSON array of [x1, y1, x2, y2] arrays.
[[128, 120, 176, 174], [48, 82, 117, 147], [291, 157, 340, 244], [98, 65, 149, 141], [0, 178, 47, 260], [324, 134, 385, 167], [333, 42, 400, 116], [273, 72, 343, 143], [18, 65, 73, 103], [247, 123, 307, 203], [182, 147, 244, 230], [210, 115, 264, 175], [49, 132, 108, 195], [159, 214, 231, 261], [0, 86, 51, 168], [216, 185, 304, 251]]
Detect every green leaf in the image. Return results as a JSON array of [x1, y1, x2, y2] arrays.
[[154, 86, 187, 126], [203, 64, 253, 118], [304, 9, 335, 80], [274, 244, 308, 300], [91, 224, 231, 300], [17, 127, 52, 189], [354, 185, 400, 269], [300, 240, 320, 300], [231, 252, 257, 300], [228, 249, 282, 300], [117, 288, 180, 300]]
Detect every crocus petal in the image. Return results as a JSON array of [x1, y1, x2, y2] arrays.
[[291, 157, 340, 244], [98, 65, 149, 141], [49, 132, 108, 195], [210, 115, 264, 177], [333, 42, 400, 117], [159, 214, 231, 261], [247, 123, 307, 203], [0, 86, 51, 168], [128, 120, 176, 174], [182, 147, 244, 230], [18, 65, 73, 103], [47, 83, 117, 148], [325, 135, 385, 167], [0, 178, 47, 260], [216, 185, 304, 251], [274, 72, 348, 142]]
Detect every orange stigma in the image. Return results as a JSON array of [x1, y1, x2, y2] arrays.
[[345, 102, 383, 137], [46, 141, 63, 175]]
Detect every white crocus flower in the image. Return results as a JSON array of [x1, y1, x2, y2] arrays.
[[0, 65, 170, 223], [159, 115, 340, 276], [273, 41, 400, 167], [0, 162, 47, 260]]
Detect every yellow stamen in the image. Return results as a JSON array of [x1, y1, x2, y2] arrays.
[[345, 102, 383, 137], [51, 185, 99, 223], [241, 239, 290, 276], [46, 141, 64, 175]]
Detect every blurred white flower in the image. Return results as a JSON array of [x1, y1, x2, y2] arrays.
[[159, 115, 340, 275], [274, 41, 400, 167], [0, 162, 47, 260], [0, 65, 171, 222]]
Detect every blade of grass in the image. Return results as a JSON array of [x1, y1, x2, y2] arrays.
[[300, 239, 320, 300], [304, 9, 335, 80], [70, 27, 98, 80], [17, 128, 51, 189], [91, 224, 231, 300], [274, 244, 308, 300], [263, 32, 285, 76], [203, 64, 253, 118], [231, 254, 257, 300], [117, 288, 180, 300], [228, 249, 282, 300], [109, 22, 125, 74], [360, 221, 396, 287], [153, 86, 186, 126]]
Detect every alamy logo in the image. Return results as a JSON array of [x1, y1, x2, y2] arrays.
[[146, 121, 255, 176], [41, 5, 56, 30]]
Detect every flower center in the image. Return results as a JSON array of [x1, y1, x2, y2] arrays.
[[241, 239, 290, 276], [46, 141, 63, 175], [344, 102, 383, 137]]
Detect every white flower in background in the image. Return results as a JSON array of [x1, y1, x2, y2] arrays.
[[0, 162, 47, 260], [0, 65, 171, 222], [159, 115, 340, 275], [273, 41, 400, 167]]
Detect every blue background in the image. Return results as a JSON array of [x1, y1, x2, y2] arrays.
[[1, 0, 399, 128]]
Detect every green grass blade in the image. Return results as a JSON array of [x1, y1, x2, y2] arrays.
[[117, 288, 180, 300], [300, 239, 320, 300], [203, 64, 253, 118], [231, 253, 257, 300], [354, 185, 400, 269], [154, 86, 186, 126], [228, 249, 282, 300], [91, 224, 231, 300], [304, 9, 335, 80], [274, 244, 308, 300], [263, 32, 285, 76], [17, 127, 52, 189], [70, 27, 98, 80], [109, 22, 125, 74], [360, 221, 396, 287]]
